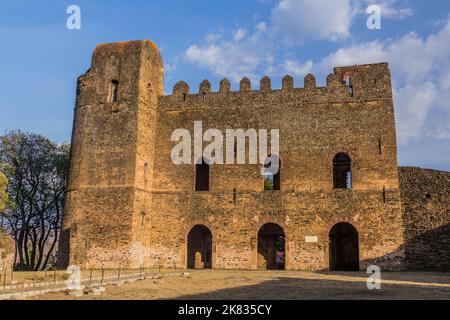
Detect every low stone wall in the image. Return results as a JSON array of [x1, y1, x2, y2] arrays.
[[0, 230, 14, 272], [399, 167, 450, 271]]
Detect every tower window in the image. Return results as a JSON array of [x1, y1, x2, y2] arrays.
[[333, 153, 352, 189], [344, 75, 354, 97], [110, 80, 119, 103], [195, 158, 210, 191], [378, 138, 382, 155], [264, 155, 281, 191]]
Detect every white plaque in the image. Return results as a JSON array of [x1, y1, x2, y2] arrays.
[[305, 236, 318, 243]]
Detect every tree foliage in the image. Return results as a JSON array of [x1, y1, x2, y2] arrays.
[[0, 131, 70, 271]]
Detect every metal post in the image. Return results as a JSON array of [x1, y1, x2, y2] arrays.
[[3, 266, 7, 286], [100, 268, 104, 287]]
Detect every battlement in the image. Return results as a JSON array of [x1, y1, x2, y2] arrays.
[[60, 39, 405, 271], [168, 62, 392, 101]]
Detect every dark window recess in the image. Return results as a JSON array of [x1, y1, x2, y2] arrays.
[[383, 187, 386, 203], [378, 138, 382, 155], [264, 156, 281, 191], [333, 153, 352, 189], [202, 92, 206, 99], [183, 93, 187, 102], [111, 80, 119, 102], [195, 159, 210, 191], [76, 79, 81, 96], [233, 188, 237, 205]]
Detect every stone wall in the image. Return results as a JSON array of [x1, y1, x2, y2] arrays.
[[0, 229, 14, 272], [399, 167, 450, 271], [59, 40, 406, 271]]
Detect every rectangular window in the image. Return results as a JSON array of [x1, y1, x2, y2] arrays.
[[110, 80, 119, 103]]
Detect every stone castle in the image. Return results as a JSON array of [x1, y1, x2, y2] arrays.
[[57, 40, 450, 271]]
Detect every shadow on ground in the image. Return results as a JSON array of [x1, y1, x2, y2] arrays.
[[171, 273, 450, 300]]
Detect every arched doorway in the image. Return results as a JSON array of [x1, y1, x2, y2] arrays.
[[257, 223, 285, 270], [329, 222, 359, 271], [187, 225, 213, 269]]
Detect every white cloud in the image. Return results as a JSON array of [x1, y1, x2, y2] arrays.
[[233, 28, 247, 42], [282, 60, 314, 77], [271, 0, 354, 44], [395, 83, 436, 144], [183, 0, 450, 148], [317, 17, 450, 144], [360, 0, 413, 19], [185, 26, 274, 82]]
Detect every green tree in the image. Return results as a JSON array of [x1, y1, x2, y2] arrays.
[[0, 131, 70, 271]]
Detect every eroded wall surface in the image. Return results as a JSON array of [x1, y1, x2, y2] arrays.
[[399, 167, 450, 271]]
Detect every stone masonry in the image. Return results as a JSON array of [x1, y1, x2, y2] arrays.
[[399, 167, 450, 271], [0, 229, 14, 272], [58, 39, 448, 271]]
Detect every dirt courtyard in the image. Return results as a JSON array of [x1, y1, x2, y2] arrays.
[[29, 270, 450, 300]]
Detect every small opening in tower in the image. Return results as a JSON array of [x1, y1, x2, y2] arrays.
[[202, 92, 206, 99], [195, 158, 210, 191], [76, 79, 81, 96], [110, 80, 119, 103], [183, 93, 187, 102], [345, 75, 354, 97], [378, 138, 382, 155], [264, 155, 281, 191]]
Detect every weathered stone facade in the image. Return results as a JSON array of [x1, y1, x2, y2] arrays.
[[0, 229, 14, 272], [58, 39, 448, 271], [399, 167, 450, 271]]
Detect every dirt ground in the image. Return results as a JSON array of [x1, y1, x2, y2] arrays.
[[29, 270, 450, 300]]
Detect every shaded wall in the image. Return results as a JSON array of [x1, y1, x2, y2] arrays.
[[399, 167, 450, 271]]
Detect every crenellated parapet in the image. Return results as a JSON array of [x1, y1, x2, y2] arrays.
[[167, 63, 391, 103]]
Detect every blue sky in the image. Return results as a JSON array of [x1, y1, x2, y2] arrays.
[[1, 0, 449, 170]]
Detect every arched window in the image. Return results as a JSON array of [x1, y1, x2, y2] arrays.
[[195, 158, 209, 191], [333, 153, 352, 189], [264, 155, 281, 191], [110, 80, 119, 103]]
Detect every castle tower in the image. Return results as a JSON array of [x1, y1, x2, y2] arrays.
[[58, 40, 163, 268]]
